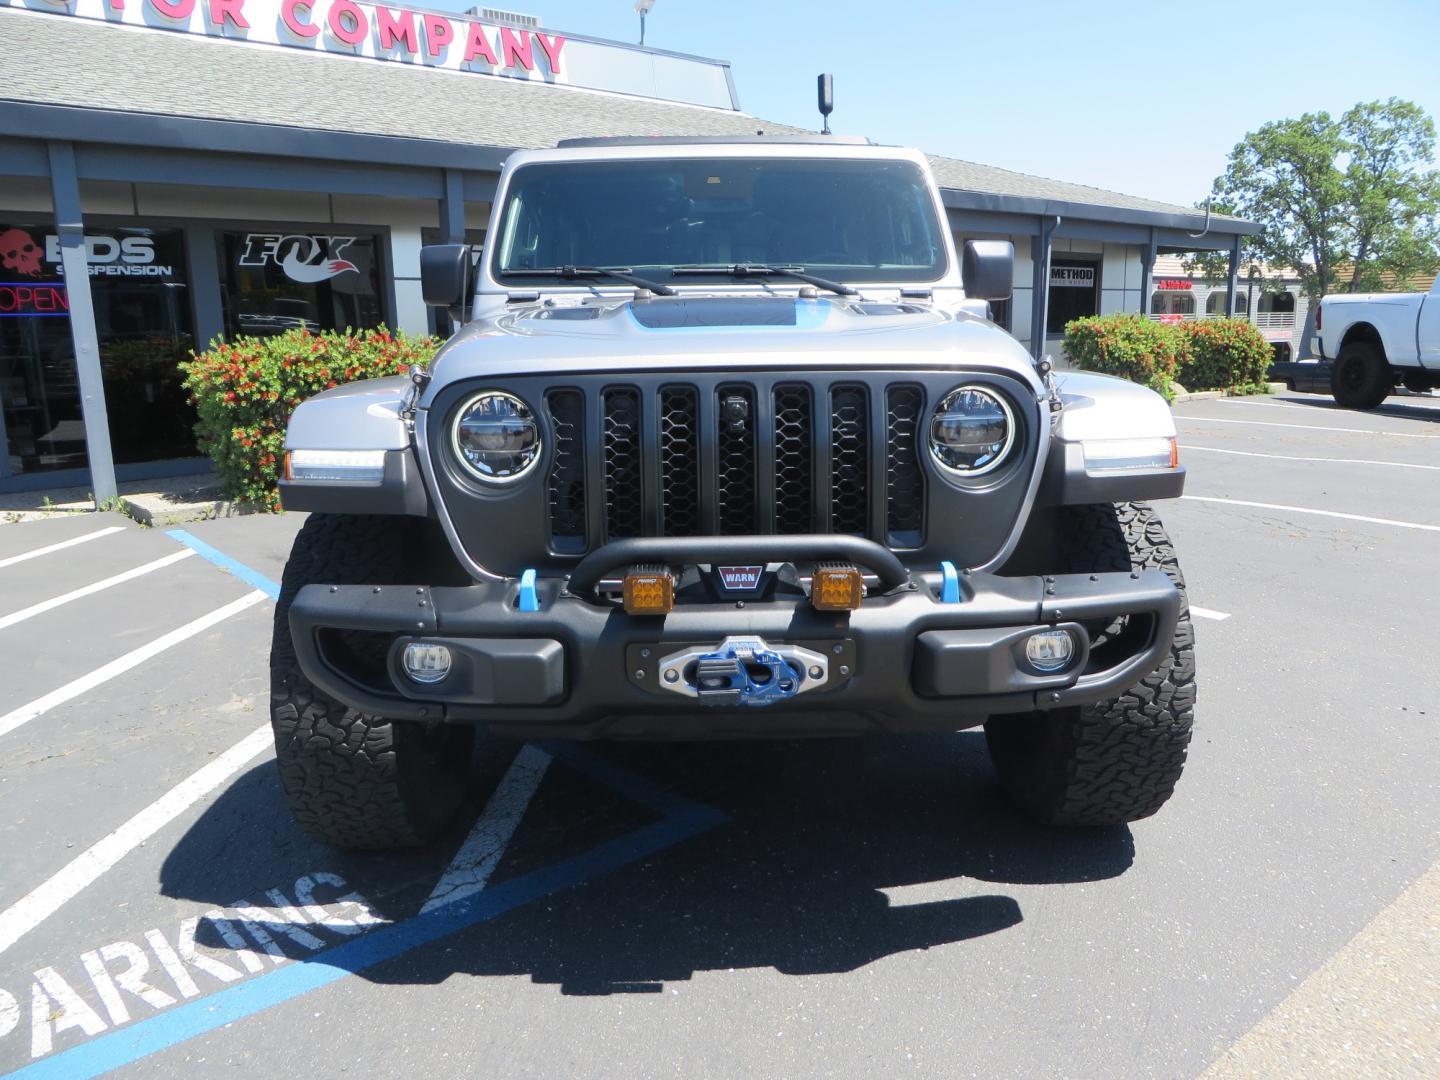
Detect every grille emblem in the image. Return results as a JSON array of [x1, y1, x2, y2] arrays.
[[717, 565, 765, 590], [721, 393, 750, 434]]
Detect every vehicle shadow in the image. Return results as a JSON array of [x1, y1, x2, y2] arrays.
[[1275, 394, 1440, 423], [160, 733, 1135, 994]]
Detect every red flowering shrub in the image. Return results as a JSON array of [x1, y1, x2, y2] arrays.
[[1061, 314, 1183, 400], [180, 327, 439, 511], [1176, 318, 1272, 393]]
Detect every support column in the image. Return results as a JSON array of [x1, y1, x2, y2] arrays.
[[48, 141, 116, 505], [441, 169, 465, 243], [1225, 234, 1241, 317], [185, 225, 224, 350], [1028, 215, 1058, 360], [387, 226, 429, 336], [1139, 228, 1157, 315]]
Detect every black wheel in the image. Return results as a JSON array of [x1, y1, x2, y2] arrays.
[[270, 514, 474, 850], [1330, 341, 1392, 409], [984, 502, 1196, 826]]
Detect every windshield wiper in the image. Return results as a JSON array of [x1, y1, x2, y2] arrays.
[[510, 265, 677, 296], [671, 264, 858, 297]]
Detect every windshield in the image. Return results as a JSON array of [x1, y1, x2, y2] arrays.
[[492, 157, 948, 285]]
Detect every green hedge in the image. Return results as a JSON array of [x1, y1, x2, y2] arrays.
[[180, 327, 440, 511], [1061, 314, 1182, 400], [1062, 313, 1272, 398], [1176, 318, 1273, 392]]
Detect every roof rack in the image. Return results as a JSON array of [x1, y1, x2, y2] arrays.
[[555, 134, 875, 148]]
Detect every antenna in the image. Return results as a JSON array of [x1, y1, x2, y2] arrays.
[[817, 73, 834, 135]]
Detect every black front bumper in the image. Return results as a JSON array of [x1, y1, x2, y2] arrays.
[[289, 566, 1180, 738]]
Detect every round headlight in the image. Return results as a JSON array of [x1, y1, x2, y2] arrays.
[[929, 386, 1014, 476], [451, 392, 541, 482]]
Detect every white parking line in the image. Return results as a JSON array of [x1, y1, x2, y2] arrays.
[[1190, 606, 1231, 621], [1218, 395, 1440, 414], [0, 549, 197, 631], [1176, 415, 1440, 439], [0, 526, 125, 570], [0, 589, 268, 740], [1183, 445, 1440, 471], [421, 744, 552, 914], [0, 724, 273, 957], [1182, 495, 1440, 533]]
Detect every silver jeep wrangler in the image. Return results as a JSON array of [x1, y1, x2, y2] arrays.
[[272, 138, 1195, 849]]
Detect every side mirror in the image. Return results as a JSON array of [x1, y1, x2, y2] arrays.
[[962, 240, 1014, 301], [420, 243, 471, 309]]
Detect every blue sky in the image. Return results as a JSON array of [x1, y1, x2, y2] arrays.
[[435, 0, 1440, 209]]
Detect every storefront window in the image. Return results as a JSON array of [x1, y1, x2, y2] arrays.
[[1151, 290, 1197, 318], [1205, 289, 1248, 315], [218, 231, 383, 338], [1047, 259, 1099, 334], [1, 221, 194, 478], [1258, 290, 1295, 314]]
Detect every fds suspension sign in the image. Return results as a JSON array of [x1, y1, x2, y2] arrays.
[[17, 0, 567, 79]]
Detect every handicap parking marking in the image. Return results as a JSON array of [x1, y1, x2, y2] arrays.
[[164, 530, 281, 601], [0, 749, 727, 1080], [0, 528, 125, 571], [0, 536, 287, 948], [0, 726, 275, 959], [422, 744, 553, 914]]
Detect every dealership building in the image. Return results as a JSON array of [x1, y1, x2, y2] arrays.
[[0, 0, 1257, 499]]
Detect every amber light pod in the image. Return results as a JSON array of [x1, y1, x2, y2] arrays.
[[811, 564, 864, 611], [622, 567, 675, 615]]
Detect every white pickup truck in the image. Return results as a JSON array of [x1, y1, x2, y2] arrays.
[[1315, 277, 1440, 408]]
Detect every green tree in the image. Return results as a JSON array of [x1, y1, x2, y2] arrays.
[[1193, 99, 1440, 299]]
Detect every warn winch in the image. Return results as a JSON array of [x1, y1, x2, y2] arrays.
[[654, 637, 831, 706]]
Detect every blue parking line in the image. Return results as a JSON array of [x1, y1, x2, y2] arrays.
[[6, 752, 726, 1080], [165, 530, 281, 601]]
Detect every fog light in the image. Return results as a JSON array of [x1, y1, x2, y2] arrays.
[[623, 567, 674, 615], [812, 564, 864, 611], [1025, 629, 1074, 672], [402, 642, 452, 684]]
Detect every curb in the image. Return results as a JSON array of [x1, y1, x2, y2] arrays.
[[1171, 383, 1287, 404], [119, 493, 262, 527]]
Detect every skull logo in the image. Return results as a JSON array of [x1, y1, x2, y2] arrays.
[[0, 228, 44, 277]]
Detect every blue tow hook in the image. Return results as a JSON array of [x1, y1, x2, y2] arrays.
[[517, 569, 540, 612], [939, 560, 962, 603]]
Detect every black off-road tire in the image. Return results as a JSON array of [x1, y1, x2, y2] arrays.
[[984, 502, 1196, 826], [1330, 341, 1392, 410], [270, 514, 474, 850]]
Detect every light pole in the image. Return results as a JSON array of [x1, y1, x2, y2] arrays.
[[635, 0, 656, 45]]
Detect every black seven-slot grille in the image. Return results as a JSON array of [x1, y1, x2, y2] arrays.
[[542, 379, 928, 553]]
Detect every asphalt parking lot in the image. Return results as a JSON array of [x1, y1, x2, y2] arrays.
[[0, 389, 1437, 1080]]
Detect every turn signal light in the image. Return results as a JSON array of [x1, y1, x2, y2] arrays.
[[622, 567, 674, 615], [811, 564, 864, 611]]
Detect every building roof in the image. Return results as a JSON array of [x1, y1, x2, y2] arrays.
[[1152, 254, 1302, 280], [0, 8, 1252, 233], [1325, 265, 1438, 293], [927, 158, 1248, 229]]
